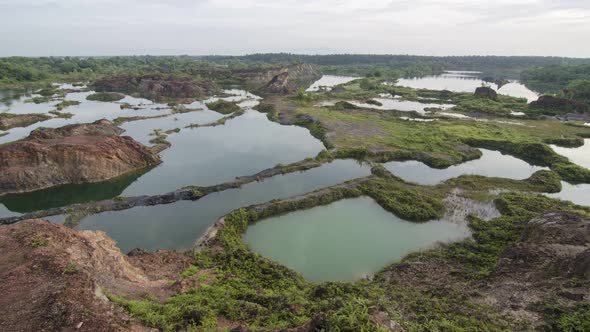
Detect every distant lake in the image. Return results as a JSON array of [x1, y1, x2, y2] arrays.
[[396, 71, 539, 102]]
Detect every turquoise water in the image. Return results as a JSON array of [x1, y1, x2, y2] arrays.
[[76, 160, 372, 253], [384, 149, 547, 185], [243, 197, 469, 282]]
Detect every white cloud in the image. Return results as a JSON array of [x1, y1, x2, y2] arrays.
[[0, 0, 588, 56]]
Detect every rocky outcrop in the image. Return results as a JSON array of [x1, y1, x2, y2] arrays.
[[0, 219, 192, 331], [474, 86, 497, 100], [0, 113, 50, 130], [0, 119, 160, 195], [238, 64, 321, 95], [92, 75, 219, 101], [529, 95, 590, 113], [380, 211, 590, 328]]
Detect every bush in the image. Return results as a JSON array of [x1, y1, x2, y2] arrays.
[[86, 92, 125, 102]]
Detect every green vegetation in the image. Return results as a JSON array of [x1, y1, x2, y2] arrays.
[[205, 99, 241, 114], [55, 100, 80, 110], [112, 114, 168, 125], [86, 92, 125, 102], [2, 55, 589, 90], [30, 235, 49, 247], [48, 110, 74, 119], [365, 99, 383, 106], [293, 113, 333, 149], [562, 79, 590, 104], [27, 95, 53, 104], [295, 104, 590, 181], [171, 105, 202, 114], [444, 170, 563, 194], [521, 64, 590, 93], [537, 302, 590, 332], [148, 129, 171, 146], [109, 170, 590, 331], [360, 178, 444, 222], [253, 102, 278, 121], [63, 262, 79, 274], [398, 192, 590, 279]]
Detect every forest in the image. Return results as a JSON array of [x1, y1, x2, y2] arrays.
[[3, 54, 590, 87]]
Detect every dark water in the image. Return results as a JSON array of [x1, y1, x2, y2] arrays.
[[0, 171, 147, 215], [243, 197, 469, 282], [76, 160, 372, 253]]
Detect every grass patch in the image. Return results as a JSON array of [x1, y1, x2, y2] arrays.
[[86, 92, 125, 102], [48, 110, 74, 119], [30, 235, 49, 247], [206, 100, 241, 114], [55, 100, 80, 110]]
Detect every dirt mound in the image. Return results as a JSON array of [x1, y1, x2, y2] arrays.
[[92, 75, 218, 101], [474, 86, 498, 100], [0, 219, 192, 331], [0, 120, 160, 195], [238, 64, 321, 95], [529, 95, 589, 113]]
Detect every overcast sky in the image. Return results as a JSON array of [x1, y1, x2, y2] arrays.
[[1, 0, 589, 57]]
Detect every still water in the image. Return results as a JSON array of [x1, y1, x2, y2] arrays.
[[550, 139, 590, 169], [307, 75, 360, 92], [396, 72, 539, 102], [243, 197, 469, 282], [384, 149, 547, 185], [76, 160, 372, 253], [121, 110, 325, 196]]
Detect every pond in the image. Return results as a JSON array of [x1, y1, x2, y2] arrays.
[[0, 85, 324, 214], [75, 159, 372, 253], [121, 109, 325, 196], [306, 75, 360, 92], [546, 182, 590, 207], [383, 149, 547, 185], [0, 108, 325, 213], [351, 97, 454, 114], [243, 197, 469, 282], [0, 87, 259, 144], [550, 139, 590, 169], [395, 72, 539, 102]]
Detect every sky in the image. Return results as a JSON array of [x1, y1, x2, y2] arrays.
[[1, 0, 589, 57]]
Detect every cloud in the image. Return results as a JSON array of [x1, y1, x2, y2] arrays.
[[0, 0, 588, 56]]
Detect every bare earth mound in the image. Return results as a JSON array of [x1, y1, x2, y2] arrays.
[[0, 119, 160, 195], [0, 219, 192, 332]]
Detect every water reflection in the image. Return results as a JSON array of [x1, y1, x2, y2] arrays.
[[550, 139, 590, 169], [547, 181, 590, 207], [396, 72, 538, 102], [307, 75, 360, 92], [77, 160, 373, 253], [384, 149, 547, 185]]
